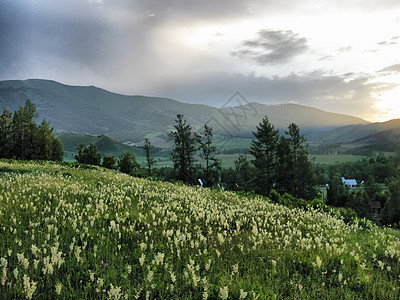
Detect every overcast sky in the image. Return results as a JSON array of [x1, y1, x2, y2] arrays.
[[1, 0, 400, 121]]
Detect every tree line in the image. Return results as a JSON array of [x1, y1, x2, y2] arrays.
[[166, 114, 316, 200], [0, 100, 63, 161], [74, 143, 141, 176], [319, 156, 400, 226]]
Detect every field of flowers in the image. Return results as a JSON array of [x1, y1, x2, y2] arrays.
[[1, 159, 400, 299]]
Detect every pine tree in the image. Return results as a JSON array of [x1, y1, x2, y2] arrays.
[[250, 116, 279, 195], [285, 123, 316, 199], [168, 114, 197, 184], [35, 120, 54, 160], [50, 138, 64, 162], [275, 136, 292, 195], [144, 138, 156, 175], [196, 124, 220, 187], [0, 109, 13, 158], [233, 154, 254, 191], [2, 100, 63, 161], [12, 100, 39, 160]]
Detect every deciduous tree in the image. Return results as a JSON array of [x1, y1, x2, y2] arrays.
[[118, 151, 140, 175]]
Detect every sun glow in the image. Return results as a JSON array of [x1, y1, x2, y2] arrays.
[[374, 85, 400, 122]]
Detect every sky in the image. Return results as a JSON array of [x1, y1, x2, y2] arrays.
[[1, 0, 400, 122]]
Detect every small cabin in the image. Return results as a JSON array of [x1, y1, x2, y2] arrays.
[[342, 177, 357, 188]]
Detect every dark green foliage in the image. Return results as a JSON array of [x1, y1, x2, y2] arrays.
[[0, 100, 63, 161], [144, 138, 155, 175], [168, 114, 197, 184], [0, 109, 13, 158], [286, 123, 316, 199], [50, 138, 64, 162], [102, 155, 117, 170], [314, 154, 399, 186], [345, 191, 372, 219], [232, 154, 254, 191], [118, 151, 140, 176], [250, 116, 279, 195], [326, 175, 349, 207], [196, 124, 221, 187], [249, 119, 316, 198], [75, 143, 101, 165], [381, 170, 400, 225], [275, 136, 292, 194]]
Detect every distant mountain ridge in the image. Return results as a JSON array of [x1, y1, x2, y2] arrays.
[[0, 79, 377, 147], [320, 119, 400, 145]]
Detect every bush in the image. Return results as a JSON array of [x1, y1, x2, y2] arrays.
[[118, 151, 140, 176], [102, 155, 117, 170]]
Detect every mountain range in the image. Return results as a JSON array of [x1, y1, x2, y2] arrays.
[[0, 79, 399, 149]]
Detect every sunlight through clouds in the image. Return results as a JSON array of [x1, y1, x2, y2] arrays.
[[0, 0, 400, 121]]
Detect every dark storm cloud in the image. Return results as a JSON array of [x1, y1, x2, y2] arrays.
[[0, 1, 30, 77], [232, 30, 309, 65], [0, 0, 113, 78], [0, 0, 167, 86]]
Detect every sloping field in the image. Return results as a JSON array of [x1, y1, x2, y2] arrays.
[[1, 160, 400, 299]]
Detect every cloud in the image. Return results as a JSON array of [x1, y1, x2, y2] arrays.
[[232, 29, 309, 65], [338, 46, 352, 53], [377, 35, 400, 47], [377, 40, 398, 46], [377, 64, 400, 74]]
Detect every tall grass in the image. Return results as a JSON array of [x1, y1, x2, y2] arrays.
[[1, 159, 400, 299]]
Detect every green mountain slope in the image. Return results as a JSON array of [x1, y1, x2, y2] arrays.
[[0, 79, 370, 146], [321, 119, 400, 144], [57, 132, 147, 161], [1, 159, 400, 299]]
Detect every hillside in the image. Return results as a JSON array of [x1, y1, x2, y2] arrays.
[[0, 79, 370, 146], [226, 102, 369, 133], [1, 159, 400, 299], [319, 119, 400, 145], [57, 132, 145, 159]]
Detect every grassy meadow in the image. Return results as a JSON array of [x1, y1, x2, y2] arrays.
[[1, 159, 400, 299]]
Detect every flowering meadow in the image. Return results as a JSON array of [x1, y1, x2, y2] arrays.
[[1, 159, 400, 299]]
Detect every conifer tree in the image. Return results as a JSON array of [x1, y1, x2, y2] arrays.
[[196, 124, 220, 187], [0, 100, 63, 161], [168, 114, 197, 184], [250, 116, 279, 195], [144, 138, 156, 175], [285, 123, 316, 199], [0, 109, 13, 158]]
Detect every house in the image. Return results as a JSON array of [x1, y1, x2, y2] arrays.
[[342, 177, 357, 188]]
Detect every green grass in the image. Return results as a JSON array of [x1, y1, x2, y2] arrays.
[[1, 159, 400, 299]]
